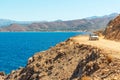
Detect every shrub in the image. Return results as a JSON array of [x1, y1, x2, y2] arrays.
[[81, 76, 92, 80]]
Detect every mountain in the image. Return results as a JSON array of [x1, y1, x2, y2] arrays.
[[26, 13, 118, 32], [0, 19, 16, 27], [86, 13, 118, 20], [0, 13, 118, 32], [0, 24, 29, 32], [0, 19, 33, 27], [104, 14, 120, 40]]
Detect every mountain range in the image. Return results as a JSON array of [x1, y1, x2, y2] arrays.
[[0, 13, 118, 32]]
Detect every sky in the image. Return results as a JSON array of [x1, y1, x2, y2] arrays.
[[0, 0, 120, 21]]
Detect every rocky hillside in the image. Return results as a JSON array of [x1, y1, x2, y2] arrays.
[[27, 16, 112, 31], [4, 38, 120, 80], [0, 13, 118, 32], [104, 14, 120, 40], [0, 24, 29, 31]]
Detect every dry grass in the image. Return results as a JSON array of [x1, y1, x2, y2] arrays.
[[81, 76, 92, 80], [106, 54, 113, 63]]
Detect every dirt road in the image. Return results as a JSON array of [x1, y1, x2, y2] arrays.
[[72, 35, 120, 59]]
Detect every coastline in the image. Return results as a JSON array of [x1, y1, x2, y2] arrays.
[[3, 35, 120, 80], [0, 31, 89, 33], [0, 32, 85, 74]]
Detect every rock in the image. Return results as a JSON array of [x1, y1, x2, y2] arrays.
[[28, 57, 33, 64], [0, 72, 5, 80], [5, 39, 120, 80], [0, 72, 5, 76], [104, 14, 120, 41]]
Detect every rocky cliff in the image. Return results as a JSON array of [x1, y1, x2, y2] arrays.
[[104, 15, 120, 40], [4, 38, 120, 80]]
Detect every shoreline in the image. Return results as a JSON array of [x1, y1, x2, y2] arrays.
[[0, 32, 87, 74], [0, 30, 89, 33], [0, 31, 91, 34], [4, 35, 120, 80]]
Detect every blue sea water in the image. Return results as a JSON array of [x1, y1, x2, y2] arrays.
[[0, 32, 87, 74]]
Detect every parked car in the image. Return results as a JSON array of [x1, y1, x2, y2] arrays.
[[89, 33, 99, 40]]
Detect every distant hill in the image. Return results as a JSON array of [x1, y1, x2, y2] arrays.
[[0, 24, 29, 32], [0, 19, 16, 27], [0, 13, 118, 32], [0, 19, 33, 27]]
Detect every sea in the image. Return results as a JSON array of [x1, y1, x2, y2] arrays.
[[0, 32, 87, 74]]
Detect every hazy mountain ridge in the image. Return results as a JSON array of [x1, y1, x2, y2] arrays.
[[0, 13, 118, 32], [0, 19, 16, 27], [0, 19, 34, 27]]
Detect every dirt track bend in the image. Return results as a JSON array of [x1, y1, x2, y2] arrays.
[[71, 35, 120, 59]]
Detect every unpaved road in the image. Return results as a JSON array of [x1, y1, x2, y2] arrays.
[[72, 35, 120, 59]]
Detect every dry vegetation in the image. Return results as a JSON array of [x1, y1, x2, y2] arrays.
[[3, 37, 120, 80]]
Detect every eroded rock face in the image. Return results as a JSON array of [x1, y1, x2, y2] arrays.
[[5, 39, 120, 80], [104, 15, 120, 40]]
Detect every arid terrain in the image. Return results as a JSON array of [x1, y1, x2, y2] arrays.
[[71, 35, 120, 59], [0, 35, 118, 80]]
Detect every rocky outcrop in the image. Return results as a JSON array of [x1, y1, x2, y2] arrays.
[[104, 15, 120, 40], [4, 38, 120, 80], [0, 72, 6, 80]]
